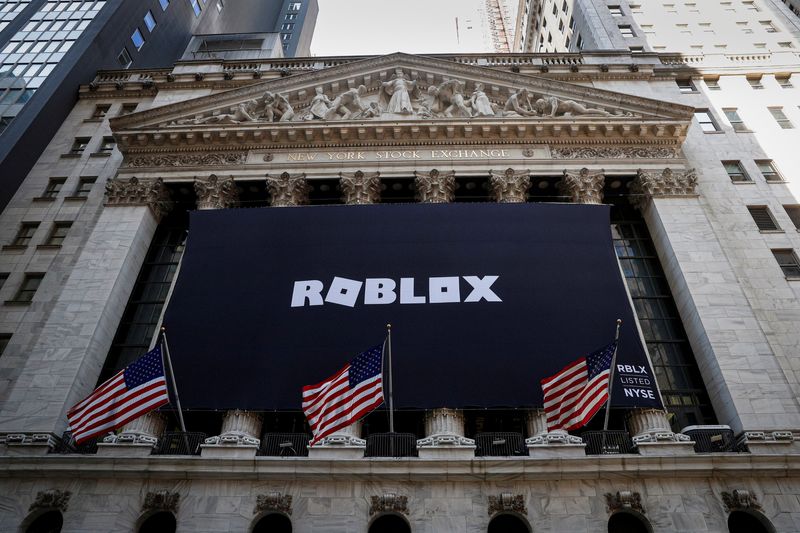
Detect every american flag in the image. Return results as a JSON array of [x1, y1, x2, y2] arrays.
[[541, 342, 617, 432], [302, 344, 384, 446], [67, 346, 170, 444]]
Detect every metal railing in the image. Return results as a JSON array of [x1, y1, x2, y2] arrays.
[[258, 433, 310, 457], [365, 433, 418, 458], [474, 432, 528, 457], [682, 425, 739, 453], [50, 431, 98, 454], [583, 431, 637, 455], [152, 432, 206, 456]]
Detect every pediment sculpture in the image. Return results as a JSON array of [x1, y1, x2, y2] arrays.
[[166, 68, 635, 126]]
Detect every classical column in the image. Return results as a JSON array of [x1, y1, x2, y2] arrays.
[[417, 408, 475, 459], [0, 178, 170, 454], [340, 171, 380, 204], [266, 172, 309, 207], [414, 169, 455, 203], [629, 167, 698, 210], [307, 419, 366, 459], [489, 168, 531, 203], [524, 409, 585, 457], [559, 168, 605, 204], [194, 174, 238, 209], [201, 409, 263, 458], [100, 412, 167, 451]]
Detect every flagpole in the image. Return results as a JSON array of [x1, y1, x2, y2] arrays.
[[602, 319, 623, 433], [386, 323, 394, 435], [160, 327, 190, 453]]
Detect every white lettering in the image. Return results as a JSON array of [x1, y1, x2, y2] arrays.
[[463, 275, 502, 302], [290, 280, 324, 307], [364, 278, 397, 305], [400, 277, 426, 304], [324, 277, 363, 307], [429, 277, 461, 304]]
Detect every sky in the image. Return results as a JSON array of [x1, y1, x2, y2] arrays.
[[310, 0, 492, 56]]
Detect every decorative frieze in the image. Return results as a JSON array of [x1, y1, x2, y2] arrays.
[[552, 146, 680, 159], [629, 168, 698, 209], [125, 152, 247, 168], [266, 172, 309, 207], [488, 494, 526, 516], [105, 177, 173, 221], [489, 168, 531, 203], [143, 490, 179, 513], [605, 491, 645, 514], [370, 494, 409, 516], [194, 174, 239, 210], [29, 489, 71, 513], [254, 492, 292, 516], [559, 168, 605, 204], [721, 490, 762, 512], [204, 409, 261, 446], [414, 169, 455, 203], [339, 170, 381, 205]]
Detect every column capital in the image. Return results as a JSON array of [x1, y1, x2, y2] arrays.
[[630, 167, 698, 209], [339, 170, 381, 205], [489, 168, 531, 203], [417, 408, 475, 448], [102, 411, 166, 446], [266, 172, 309, 207], [204, 409, 261, 446], [560, 168, 605, 204], [105, 177, 173, 221], [414, 169, 455, 203], [194, 174, 238, 210]]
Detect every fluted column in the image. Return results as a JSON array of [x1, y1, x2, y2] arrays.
[[266, 172, 309, 207], [416, 408, 475, 459], [307, 419, 366, 459], [414, 169, 455, 203], [525, 409, 584, 456], [104, 412, 167, 446], [194, 174, 238, 210], [489, 168, 531, 203], [559, 168, 605, 204], [339, 171, 381, 204], [204, 409, 262, 446]]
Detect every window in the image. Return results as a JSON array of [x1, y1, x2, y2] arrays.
[[776, 74, 793, 88], [772, 250, 800, 279], [562, 0, 568, 12], [285, 13, 297, 20], [676, 79, 696, 93], [723, 161, 750, 182], [119, 103, 138, 115], [609, 5, 624, 16], [558, 19, 564, 31], [69, 137, 90, 155], [619, 25, 635, 37], [778, 42, 794, 48], [190, 0, 201, 16], [783, 206, 800, 230], [91, 104, 111, 120], [288, 2, 302, 11], [72, 177, 96, 198], [98, 137, 116, 153], [630, 46, 644, 53], [694, 110, 719, 132], [11, 274, 44, 303], [44, 222, 72, 246], [144, 11, 156, 32], [41, 178, 66, 199], [743, 0, 759, 10], [760, 20, 777, 32], [723, 108, 748, 132], [756, 160, 783, 182], [117, 48, 132, 68], [131, 28, 145, 50], [11, 223, 39, 246], [769, 107, 794, 129], [281, 23, 294, 30], [159, 0, 169, 10], [216, 0, 223, 12], [747, 206, 780, 231], [705, 77, 720, 90], [569, 16, 575, 29], [281, 33, 291, 41], [0, 334, 10, 356], [747, 76, 764, 89]]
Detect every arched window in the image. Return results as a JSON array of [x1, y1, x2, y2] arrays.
[[608, 511, 653, 533], [25, 510, 63, 533], [138, 511, 176, 533], [252, 513, 292, 533], [728, 510, 776, 533], [368, 513, 411, 533], [488, 513, 531, 533]]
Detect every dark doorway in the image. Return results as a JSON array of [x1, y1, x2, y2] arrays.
[[608, 511, 652, 533], [728, 510, 776, 533], [25, 511, 63, 533], [252, 513, 292, 533], [369, 514, 411, 533], [488, 513, 530, 533], [138, 511, 176, 533]]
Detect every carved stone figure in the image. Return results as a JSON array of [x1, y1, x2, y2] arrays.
[[29, 490, 71, 513], [306, 87, 332, 120], [261, 91, 295, 122], [379, 69, 418, 114], [255, 492, 293, 515], [197, 100, 258, 124], [488, 494, 527, 516], [470, 83, 495, 117], [503, 88, 536, 117], [429, 79, 472, 118], [535, 96, 613, 117], [325, 85, 368, 120]]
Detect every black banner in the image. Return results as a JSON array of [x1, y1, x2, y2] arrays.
[[163, 203, 662, 410]]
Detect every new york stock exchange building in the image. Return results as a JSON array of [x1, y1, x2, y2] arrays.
[[1, 42, 800, 533]]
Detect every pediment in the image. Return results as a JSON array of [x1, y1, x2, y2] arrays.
[[111, 52, 694, 149]]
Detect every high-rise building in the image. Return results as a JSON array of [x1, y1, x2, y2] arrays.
[[0, 0, 318, 212]]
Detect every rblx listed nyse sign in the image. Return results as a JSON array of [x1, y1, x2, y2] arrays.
[[164, 203, 662, 411]]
